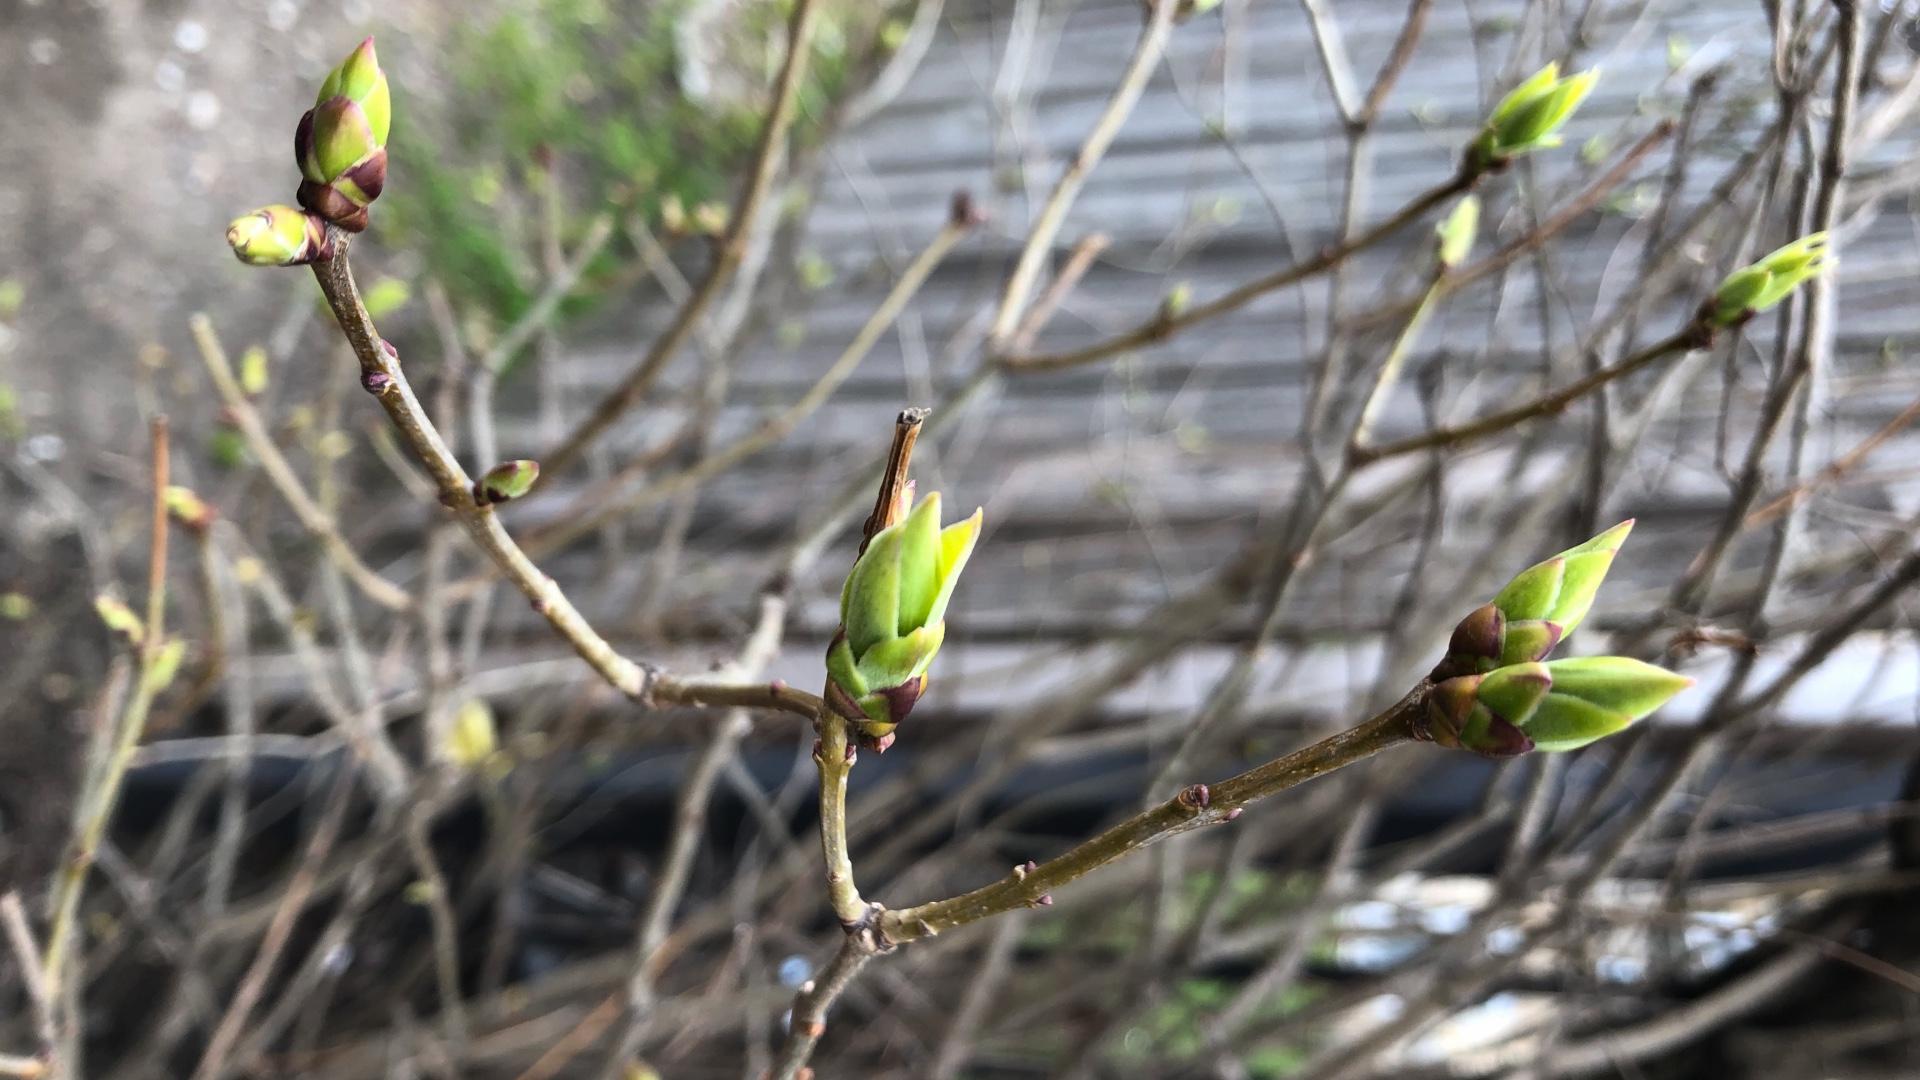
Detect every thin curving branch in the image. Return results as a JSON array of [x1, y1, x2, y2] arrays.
[[526, 213, 974, 552], [41, 419, 173, 1007], [305, 232, 819, 722], [764, 689, 1424, 1079], [879, 689, 1423, 943], [997, 167, 1473, 373], [987, 0, 1181, 349], [1348, 323, 1711, 465], [189, 317, 413, 612]]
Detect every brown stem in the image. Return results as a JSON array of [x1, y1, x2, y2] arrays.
[[766, 937, 875, 1080], [524, 218, 968, 556], [815, 705, 870, 931], [1746, 390, 1920, 527], [878, 689, 1424, 944], [1348, 324, 1707, 465], [998, 170, 1474, 373], [861, 409, 927, 554], [987, 0, 1179, 348]]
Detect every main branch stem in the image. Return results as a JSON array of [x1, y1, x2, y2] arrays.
[[880, 689, 1423, 943], [308, 235, 816, 720]]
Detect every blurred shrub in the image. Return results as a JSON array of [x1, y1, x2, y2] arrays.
[[384, 0, 873, 348]]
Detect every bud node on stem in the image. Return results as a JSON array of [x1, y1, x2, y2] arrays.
[[948, 189, 986, 229]]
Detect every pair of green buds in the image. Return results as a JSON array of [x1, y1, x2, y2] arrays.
[[228, 38, 391, 267], [1421, 522, 1692, 757], [826, 491, 983, 752], [825, 504, 1690, 758], [1463, 63, 1831, 323]]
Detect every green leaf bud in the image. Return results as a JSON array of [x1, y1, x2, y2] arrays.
[[1472, 63, 1599, 170], [295, 37, 392, 232], [1436, 195, 1480, 268], [1423, 674, 1533, 757], [1493, 520, 1633, 634], [1492, 557, 1566, 625], [828, 492, 982, 749], [1434, 523, 1633, 681], [1498, 619, 1564, 665], [226, 205, 331, 267], [1710, 233, 1830, 326], [1541, 656, 1694, 723], [475, 459, 540, 504], [316, 37, 391, 145], [95, 595, 144, 646], [1423, 655, 1689, 756], [1477, 662, 1552, 725]]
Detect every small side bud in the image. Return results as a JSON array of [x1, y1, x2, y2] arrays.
[[238, 346, 270, 396], [146, 638, 188, 693], [693, 201, 729, 236], [659, 194, 688, 235], [1435, 195, 1480, 269], [227, 205, 330, 267], [95, 595, 145, 646], [444, 699, 500, 769], [475, 459, 540, 504], [1161, 281, 1193, 320], [164, 486, 216, 532]]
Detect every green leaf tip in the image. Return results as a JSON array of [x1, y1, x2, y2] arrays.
[[1710, 233, 1830, 326], [1434, 522, 1633, 680], [1423, 655, 1690, 757], [1472, 64, 1600, 170]]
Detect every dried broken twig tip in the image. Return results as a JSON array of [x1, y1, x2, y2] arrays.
[[948, 190, 987, 229], [860, 408, 929, 548]]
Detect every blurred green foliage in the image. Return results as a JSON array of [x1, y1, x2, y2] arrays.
[[384, 0, 866, 350]]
